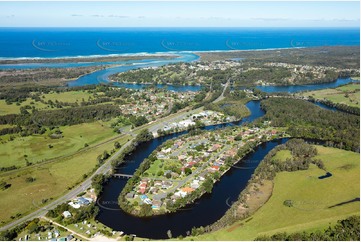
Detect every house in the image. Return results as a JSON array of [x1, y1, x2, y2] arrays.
[[162, 181, 173, 189], [209, 165, 220, 172], [77, 197, 90, 206], [181, 187, 195, 193], [68, 201, 81, 209], [179, 119, 195, 127], [138, 187, 146, 194], [190, 180, 200, 189], [66, 235, 74, 241], [174, 190, 187, 198], [199, 171, 208, 181], [62, 211, 71, 218], [149, 187, 159, 193], [208, 144, 222, 152], [154, 180, 162, 187], [162, 148, 172, 153], [139, 183, 147, 188], [225, 148, 237, 157], [152, 200, 162, 209], [54, 230, 60, 238]]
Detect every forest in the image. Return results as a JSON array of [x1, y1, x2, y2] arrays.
[[259, 98, 360, 151]]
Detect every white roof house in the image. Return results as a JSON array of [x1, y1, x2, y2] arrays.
[[62, 211, 72, 218]]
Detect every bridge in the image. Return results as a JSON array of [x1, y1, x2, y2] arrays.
[[112, 173, 133, 179]]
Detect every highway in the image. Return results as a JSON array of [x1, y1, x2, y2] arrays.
[[0, 139, 133, 232], [0, 87, 226, 232], [0, 101, 210, 232]]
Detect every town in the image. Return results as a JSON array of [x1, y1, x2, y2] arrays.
[[121, 124, 285, 215]]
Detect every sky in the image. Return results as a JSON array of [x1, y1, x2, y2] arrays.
[[0, 1, 359, 27]]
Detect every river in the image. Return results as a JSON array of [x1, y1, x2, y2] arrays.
[[95, 100, 280, 239], [1, 51, 354, 238]]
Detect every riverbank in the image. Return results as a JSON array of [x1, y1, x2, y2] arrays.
[[118, 125, 286, 217], [191, 143, 360, 240]]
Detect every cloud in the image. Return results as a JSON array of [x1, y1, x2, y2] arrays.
[[71, 14, 82, 17], [251, 17, 290, 21], [108, 15, 129, 18], [91, 14, 104, 18], [332, 18, 358, 22]]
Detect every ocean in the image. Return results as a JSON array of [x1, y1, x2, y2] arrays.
[[0, 27, 359, 59]]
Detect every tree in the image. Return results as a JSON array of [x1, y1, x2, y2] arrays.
[[114, 141, 121, 149], [184, 167, 192, 176], [102, 150, 110, 160], [202, 178, 213, 193], [139, 204, 152, 216]]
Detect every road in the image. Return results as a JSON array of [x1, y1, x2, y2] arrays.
[[213, 79, 230, 103], [0, 103, 210, 232], [42, 217, 90, 241], [0, 86, 224, 232], [0, 138, 134, 232]]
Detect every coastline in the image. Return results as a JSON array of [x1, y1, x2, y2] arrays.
[[1, 45, 355, 61]]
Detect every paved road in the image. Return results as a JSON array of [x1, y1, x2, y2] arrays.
[[213, 79, 230, 103], [0, 139, 133, 232], [0, 103, 210, 232]]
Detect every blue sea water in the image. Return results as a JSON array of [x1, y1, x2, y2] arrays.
[[0, 27, 359, 58]]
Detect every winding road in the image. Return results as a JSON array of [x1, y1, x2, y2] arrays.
[[0, 99, 216, 232]]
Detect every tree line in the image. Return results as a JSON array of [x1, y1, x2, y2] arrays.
[[259, 98, 360, 151], [255, 215, 360, 241]]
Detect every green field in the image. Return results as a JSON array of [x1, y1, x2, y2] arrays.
[[0, 133, 131, 225], [192, 145, 360, 240], [41, 91, 94, 103], [271, 149, 292, 162], [0, 90, 100, 115], [303, 83, 360, 108], [0, 98, 51, 115], [0, 121, 117, 168]]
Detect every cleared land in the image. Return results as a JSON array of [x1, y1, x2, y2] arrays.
[[192, 145, 360, 240], [0, 90, 96, 115], [0, 132, 130, 225], [271, 149, 292, 162], [303, 83, 360, 108], [0, 121, 116, 168], [41, 91, 94, 103], [0, 98, 50, 115]]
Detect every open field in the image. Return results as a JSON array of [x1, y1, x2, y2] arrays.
[[192, 145, 360, 240], [0, 98, 51, 115], [0, 133, 130, 225], [41, 90, 94, 103], [0, 90, 101, 115], [271, 149, 292, 162], [303, 83, 360, 108], [0, 121, 117, 168]]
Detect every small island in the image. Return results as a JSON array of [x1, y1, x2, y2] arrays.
[[118, 124, 286, 216]]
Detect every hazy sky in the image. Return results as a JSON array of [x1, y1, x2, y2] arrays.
[[0, 1, 359, 27]]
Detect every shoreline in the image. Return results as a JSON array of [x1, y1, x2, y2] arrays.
[[1, 45, 358, 61]]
